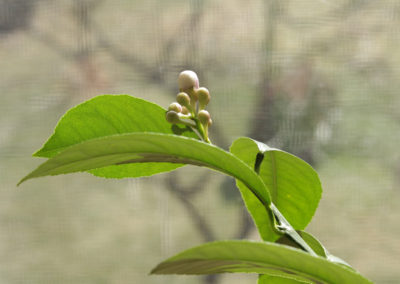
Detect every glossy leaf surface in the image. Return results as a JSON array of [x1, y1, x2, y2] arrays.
[[151, 240, 372, 284], [34, 95, 196, 178], [231, 137, 322, 232]]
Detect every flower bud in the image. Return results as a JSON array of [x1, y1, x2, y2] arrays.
[[197, 87, 210, 110], [176, 92, 191, 108], [198, 110, 212, 126], [186, 88, 198, 103], [178, 70, 199, 91], [181, 106, 190, 115], [168, 102, 182, 113], [165, 111, 180, 124]]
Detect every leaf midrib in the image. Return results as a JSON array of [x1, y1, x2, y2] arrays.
[[153, 258, 324, 283], [20, 133, 272, 207], [269, 151, 278, 202]]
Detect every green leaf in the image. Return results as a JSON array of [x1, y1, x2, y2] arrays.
[[19, 133, 271, 208], [150, 240, 372, 284], [33, 95, 196, 178], [277, 231, 327, 258], [258, 274, 308, 283], [230, 137, 322, 232], [277, 231, 353, 268], [235, 179, 279, 242]]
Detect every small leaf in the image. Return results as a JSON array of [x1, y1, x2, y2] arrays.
[[277, 231, 327, 258], [33, 95, 196, 178], [19, 133, 271, 210], [150, 240, 372, 284], [230, 137, 322, 232]]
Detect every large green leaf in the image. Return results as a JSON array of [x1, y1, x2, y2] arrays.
[[230, 137, 322, 232], [19, 133, 271, 208], [33, 95, 196, 178], [150, 240, 372, 284]]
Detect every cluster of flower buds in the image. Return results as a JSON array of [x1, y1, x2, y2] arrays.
[[166, 70, 212, 143]]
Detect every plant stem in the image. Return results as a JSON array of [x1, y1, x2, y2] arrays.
[[269, 203, 317, 257], [194, 119, 211, 143]]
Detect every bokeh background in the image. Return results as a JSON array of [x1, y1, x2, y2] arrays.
[[1, 0, 400, 283]]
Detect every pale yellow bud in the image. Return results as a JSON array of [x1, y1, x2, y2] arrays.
[[176, 92, 191, 108], [197, 87, 210, 110], [168, 102, 182, 113], [165, 111, 180, 124], [198, 110, 212, 126], [181, 106, 190, 115]]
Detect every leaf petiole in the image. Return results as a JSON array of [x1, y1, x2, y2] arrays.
[[269, 203, 317, 257]]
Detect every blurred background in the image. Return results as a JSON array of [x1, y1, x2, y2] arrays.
[[1, 0, 399, 283]]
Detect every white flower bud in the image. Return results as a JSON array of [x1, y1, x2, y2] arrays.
[[178, 70, 199, 91]]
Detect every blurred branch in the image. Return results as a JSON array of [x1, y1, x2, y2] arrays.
[[165, 173, 215, 242], [90, 0, 206, 88]]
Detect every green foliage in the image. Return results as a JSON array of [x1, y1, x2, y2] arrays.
[[150, 240, 371, 284], [230, 138, 322, 241], [34, 95, 196, 178], [20, 79, 371, 283], [258, 274, 309, 283], [19, 132, 271, 209], [233, 177, 279, 242], [277, 230, 327, 258], [276, 230, 352, 268]]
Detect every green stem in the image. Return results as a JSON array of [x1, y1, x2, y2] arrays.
[[177, 115, 196, 127], [190, 126, 205, 142], [269, 203, 317, 257], [194, 119, 211, 143]]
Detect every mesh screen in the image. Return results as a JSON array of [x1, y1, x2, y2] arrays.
[[1, 0, 399, 283]]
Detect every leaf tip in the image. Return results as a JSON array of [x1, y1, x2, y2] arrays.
[[17, 172, 35, 186], [32, 148, 48, 158], [17, 177, 26, 186], [149, 261, 176, 275], [149, 265, 161, 275], [32, 150, 41, 157]]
